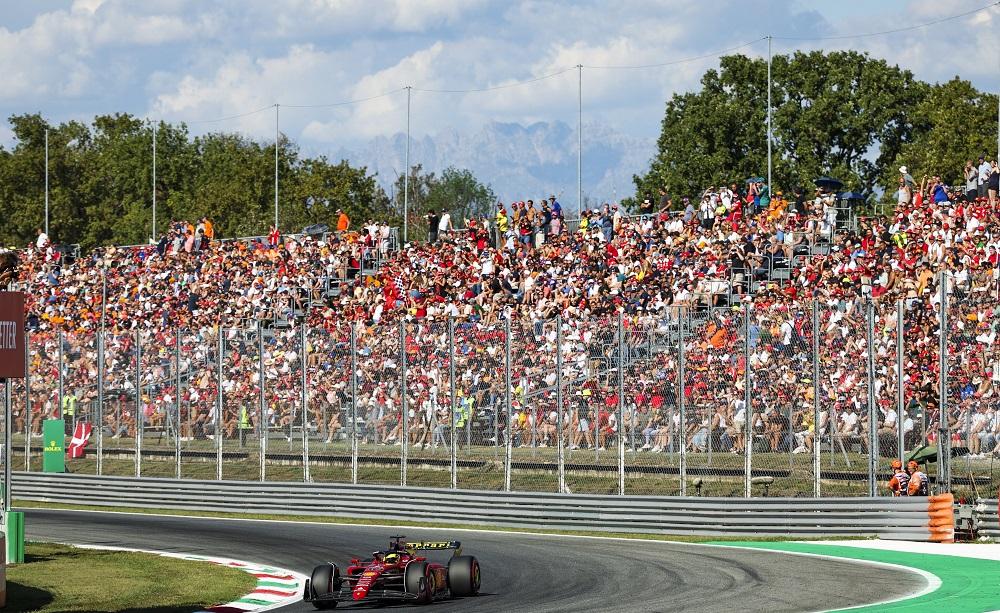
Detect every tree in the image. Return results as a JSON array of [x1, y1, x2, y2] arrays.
[[391, 165, 495, 241], [880, 77, 998, 197], [633, 51, 929, 207], [0, 114, 389, 250]]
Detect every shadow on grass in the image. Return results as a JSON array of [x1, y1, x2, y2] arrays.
[[5, 582, 54, 612]]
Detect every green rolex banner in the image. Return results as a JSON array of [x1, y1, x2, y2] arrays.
[[42, 419, 65, 473]]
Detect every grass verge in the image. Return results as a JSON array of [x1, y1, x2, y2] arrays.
[[14, 499, 871, 545], [6, 541, 257, 613]]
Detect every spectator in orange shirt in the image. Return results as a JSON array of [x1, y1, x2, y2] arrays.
[[337, 209, 350, 233]]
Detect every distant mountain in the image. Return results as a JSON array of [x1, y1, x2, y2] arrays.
[[332, 120, 655, 214]]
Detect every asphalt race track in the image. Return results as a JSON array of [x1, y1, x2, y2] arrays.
[[24, 509, 926, 612]]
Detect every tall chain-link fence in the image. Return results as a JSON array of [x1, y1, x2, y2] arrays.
[[12, 287, 995, 497]]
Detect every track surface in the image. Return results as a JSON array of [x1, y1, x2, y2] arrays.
[[24, 509, 926, 612]]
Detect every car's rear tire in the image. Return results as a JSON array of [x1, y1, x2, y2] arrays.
[[309, 563, 339, 609], [448, 555, 480, 597], [404, 561, 432, 604]]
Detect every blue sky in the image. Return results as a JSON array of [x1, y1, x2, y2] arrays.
[[1, 0, 997, 151]]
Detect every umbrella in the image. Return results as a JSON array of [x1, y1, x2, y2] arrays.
[[814, 176, 844, 191], [907, 443, 970, 465], [839, 191, 865, 200]]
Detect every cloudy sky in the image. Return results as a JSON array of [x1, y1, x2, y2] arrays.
[[2, 0, 998, 150]]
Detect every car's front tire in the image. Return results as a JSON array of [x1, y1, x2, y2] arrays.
[[309, 563, 340, 609], [448, 555, 480, 597], [404, 561, 432, 604]]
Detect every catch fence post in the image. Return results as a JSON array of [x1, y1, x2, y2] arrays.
[[556, 316, 565, 494], [301, 319, 309, 482], [744, 305, 752, 498], [617, 312, 625, 496], [399, 320, 407, 487], [504, 317, 512, 492], [216, 330, 223, 481], [350, 325, 358, 485], [448, 318, 457, 490]]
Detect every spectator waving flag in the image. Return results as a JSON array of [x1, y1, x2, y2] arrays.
[[67, 422, 92, 459]]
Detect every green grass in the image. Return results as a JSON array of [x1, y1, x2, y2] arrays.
[[5, 542, 257, 613], [12, 499, 871, 545]]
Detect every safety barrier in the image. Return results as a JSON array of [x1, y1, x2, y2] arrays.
[[0, 533, 5, 607], [926, 493, 955, 543], [976, 497, 1000, 540], [12, 472, 938, 538]]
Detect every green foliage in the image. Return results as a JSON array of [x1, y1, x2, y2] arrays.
[[0, 113, 392, 250], [880, 77, 998, 197], [634, 50, 941, 207], [391, 164, 496, 242]]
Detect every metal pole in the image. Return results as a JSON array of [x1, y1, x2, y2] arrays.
[[617, 312, 625, 496], [23, 330, 30, 471], [301, 319, 309, 482], [896, 300, 905, 465], [135, 330, 142, 478], [812, 301, 821, 497], [399, 320, 408, 487], [175, 329, 181, 480], [744, 305, 752, 498], [766, 36, 772, 196], [403, 86, 411, 244], [448, 318, 457, 489], [274, 104, 279, 231], [57, 330, 64, 420], [504, 317, 512, 492], [152, 124, 157, 241], [938, 272, 949, 491], [258, 322, 266, 482], [866, 302, 877, 496], [556, 316, 566, 494], [44, 129, 49, 237], [577, 64, 583, 217], [216, 330, 223, 481], [679, 310, 687, 496], [96, 333, 104, 476], [350, 324, 358, 485], [4, 379, 11, 513]]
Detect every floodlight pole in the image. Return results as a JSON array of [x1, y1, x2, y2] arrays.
[[404, 86, 411, 245], [152, 124, 157, 241], [577, 64, 583, 218], [44, 129, 49, 237], [275, 104, 280, 231], [767, 36, 773, 195]]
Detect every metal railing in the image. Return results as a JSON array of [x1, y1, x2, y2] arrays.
[[11, 472, 934, 538], [7, 278, 999, 499]]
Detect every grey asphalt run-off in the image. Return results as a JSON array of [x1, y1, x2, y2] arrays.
[[22, 509, 926, 612]]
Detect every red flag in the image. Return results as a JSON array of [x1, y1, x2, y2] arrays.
[[67, 422, 92, 459]]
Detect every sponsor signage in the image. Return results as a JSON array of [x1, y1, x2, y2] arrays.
[[0, 292, 25, 379], [42, 419, 66, 473]]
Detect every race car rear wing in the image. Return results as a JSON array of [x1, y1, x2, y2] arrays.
[[405, 541, 462, 556]]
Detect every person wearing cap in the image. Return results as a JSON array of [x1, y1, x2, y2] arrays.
[[887, 459, 909, 496], [899, 166, 915, 189], [906, 460, 929, 496]]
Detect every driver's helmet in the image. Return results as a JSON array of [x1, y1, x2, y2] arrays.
[[384, 552, 401, 565]]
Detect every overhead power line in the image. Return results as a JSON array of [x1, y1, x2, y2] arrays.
[[411, 66, 577, 94], [585, 37, 767, 70], [773, 0, 1000, 41]]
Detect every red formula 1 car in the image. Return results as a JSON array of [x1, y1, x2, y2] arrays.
[[304, 536, 481, 609]]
